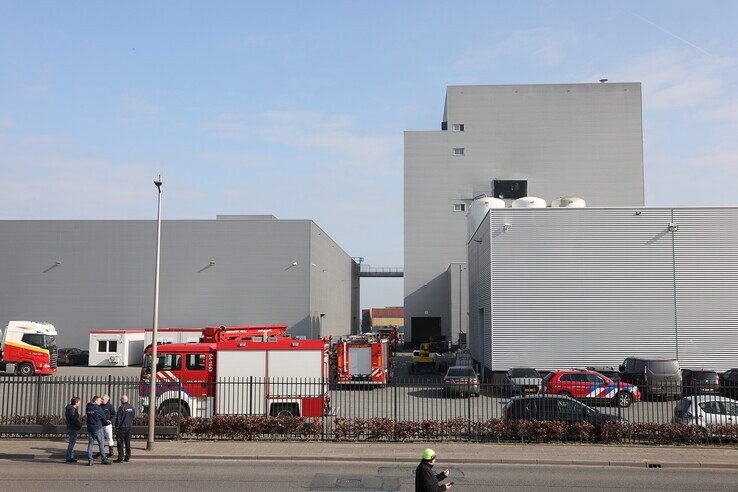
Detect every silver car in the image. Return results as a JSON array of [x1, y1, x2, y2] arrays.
[[443, 366, 480, 397], [671, 395, 738, 436], [505, 367, 543, 396]]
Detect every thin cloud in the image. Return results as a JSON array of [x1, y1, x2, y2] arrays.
[[594, 49, 734, 111], [702, 100, 738, 126], [453, 28, 578, 70], [122, 93, 163, 116], [0, 116, 16, 130]]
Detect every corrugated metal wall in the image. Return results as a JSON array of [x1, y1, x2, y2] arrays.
[[468, 218, 492, 369], [469, 207, 738, 372], [673, 209, 738, 369]]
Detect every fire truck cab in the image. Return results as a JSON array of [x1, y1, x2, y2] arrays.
[[140, 335, 329, 418], [0, 321, 58, 376]]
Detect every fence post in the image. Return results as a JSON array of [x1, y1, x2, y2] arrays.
[[35, 377, 42, 421], [467, 381, 471, 438], [107, 374, 112, 399], [177, 380, 182, 440]]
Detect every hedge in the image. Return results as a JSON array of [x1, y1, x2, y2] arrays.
[[3, 415, 737, 444]]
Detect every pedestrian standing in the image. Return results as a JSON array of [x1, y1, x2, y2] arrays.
[[415, 448, 452, 491], [64, 396, 82, 463], [100, 394, 116, 458], [114, 395, 135, 463], [86, 395, 111, 466]]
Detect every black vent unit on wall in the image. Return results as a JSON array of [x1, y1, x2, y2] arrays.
[[493, 180, 528, 199]]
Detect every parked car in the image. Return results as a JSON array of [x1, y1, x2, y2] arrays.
[[719, 369, 738, 399], [620, 357, 682, 399], [586, 366, 621, 383], [504, 395, 627, 424], [671, 395, 738, 437], [681, 369, 721, 396], [442, 366, 479, 397], [543, 369, 640, 408], [57, 347, 89, 366], [505, 367, 542, 396]]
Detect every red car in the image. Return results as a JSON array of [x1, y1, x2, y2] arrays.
[[543, 369, 640, 408]]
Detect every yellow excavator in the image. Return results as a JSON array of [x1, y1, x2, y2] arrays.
[[410, 342, 437, 374]]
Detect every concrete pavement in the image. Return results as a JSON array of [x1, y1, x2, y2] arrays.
[[1, 458, 738, 491], [1, 438, 737, 469]]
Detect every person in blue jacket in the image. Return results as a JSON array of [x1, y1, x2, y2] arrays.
[[64, 396, 82, 463], [86, 395, 112, 466]]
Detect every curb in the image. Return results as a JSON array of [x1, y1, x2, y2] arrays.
[[3, 453, 738, 470]]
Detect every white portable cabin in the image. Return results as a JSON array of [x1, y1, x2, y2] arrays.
[[88, 330, 146, 367]]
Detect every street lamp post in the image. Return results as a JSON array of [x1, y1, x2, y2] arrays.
[[147, 174, 163, 451]]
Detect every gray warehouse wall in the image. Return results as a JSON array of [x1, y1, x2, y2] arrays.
[[0, 219, 354, 348], [468, 207, 738, 372], [309, 222, 358, 339], [468, 219, 491, 370], [405, 83, 645, 344]]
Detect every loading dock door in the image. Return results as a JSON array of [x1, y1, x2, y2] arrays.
[[411, 317, 442, 345]]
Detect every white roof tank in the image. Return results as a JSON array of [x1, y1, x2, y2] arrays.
[[467, 196, 505, 240], [551, 196, 586, 208], [511, 196, 547, 208]]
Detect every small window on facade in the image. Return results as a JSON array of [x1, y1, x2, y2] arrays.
[[452, 123, 464, 132], [441, 121, 448, 131], [97, 340, 118, 353], [452, 147, 465, 156], [453, 203, 466, 212]]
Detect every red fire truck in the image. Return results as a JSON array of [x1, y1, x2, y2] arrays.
[[139, 333, 329, 418], [375, 326, 399, 355], [336, 336, 391, 386], [200, 325, 288, 343]]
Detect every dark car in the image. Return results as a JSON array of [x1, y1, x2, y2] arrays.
[[57, 348, 89, 366], [720, 369, 738, 399], [503, 395, 626, 424], [620, 357, 682, 399], [682, 369, 720, 396]]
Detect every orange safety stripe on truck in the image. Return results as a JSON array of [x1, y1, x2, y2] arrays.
[[3, 340, 50, 355]]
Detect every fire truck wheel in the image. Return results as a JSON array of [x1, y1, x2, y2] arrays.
[[159, 401, 190, 418], [17, 362, 34, 376]]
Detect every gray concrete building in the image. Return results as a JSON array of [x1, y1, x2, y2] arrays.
[[468, 207, 738, 373], [404, 83, 645, 345], [0, 216, 359, 348]]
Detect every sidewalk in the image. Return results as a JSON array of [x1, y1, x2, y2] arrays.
[[2, 439, 738, 469]]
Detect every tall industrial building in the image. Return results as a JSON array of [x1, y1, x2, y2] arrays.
[[0, 216, 360, 348], [404, 83, 645, 345]]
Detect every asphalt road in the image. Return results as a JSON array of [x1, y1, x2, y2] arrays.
[[1, 458, 737, 491]]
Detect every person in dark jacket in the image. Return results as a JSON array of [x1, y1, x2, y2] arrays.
[[64, 396, 82, 463], [100, 394, 116, 458], [86, 395, 112, 466], [114, 395, 135, 463], [415, 448, 452, 492]]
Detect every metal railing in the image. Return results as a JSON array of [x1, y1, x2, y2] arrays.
[[0, 376, 736, 444]]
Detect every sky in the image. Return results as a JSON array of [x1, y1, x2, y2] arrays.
[[1, 1, 738, 309]]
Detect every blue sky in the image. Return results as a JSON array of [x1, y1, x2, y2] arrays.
[[1, 1, 737, 309]]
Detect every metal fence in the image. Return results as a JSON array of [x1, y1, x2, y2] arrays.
[[1, 375, 737, 444]]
